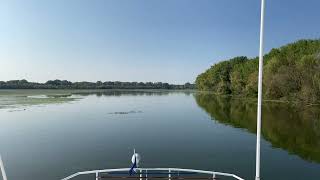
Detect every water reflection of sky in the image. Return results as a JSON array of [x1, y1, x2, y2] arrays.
[[0, 90, 319, 180]]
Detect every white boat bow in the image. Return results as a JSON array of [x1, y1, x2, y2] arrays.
[[61, 167, 245, 180]]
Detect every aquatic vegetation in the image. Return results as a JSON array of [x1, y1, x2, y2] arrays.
[[108, 110, 143, 115], [0, 90, 79, 110], [0, 89, 187, 111]]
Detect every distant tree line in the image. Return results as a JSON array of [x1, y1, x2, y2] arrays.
[[0, 79, 195, 90], [196, 39, 320, 104]]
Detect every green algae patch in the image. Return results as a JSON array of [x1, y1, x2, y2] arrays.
[[0, 90, 80, 110]]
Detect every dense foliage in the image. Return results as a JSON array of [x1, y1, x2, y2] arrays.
[[0, 80, 195, 90], [196, 39, 320, 103]]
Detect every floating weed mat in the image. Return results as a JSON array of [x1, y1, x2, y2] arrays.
[[108, 110, 143, 115], [0, 95, 79, 111]]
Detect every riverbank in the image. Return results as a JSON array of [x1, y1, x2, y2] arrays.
[[196, 90, 320, 107], [196, 39, 320, 104]]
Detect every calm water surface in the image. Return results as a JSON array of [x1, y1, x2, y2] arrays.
[[0, 90, 319, 180]]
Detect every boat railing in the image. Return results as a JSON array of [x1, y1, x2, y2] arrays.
[[61, 168, 244, 180]]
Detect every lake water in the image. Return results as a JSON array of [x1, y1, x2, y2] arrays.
[[0, 90, 319, 180]]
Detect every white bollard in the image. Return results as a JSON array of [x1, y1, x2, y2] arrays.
[[95, 172, 99, 180], [140, 169, 142, 180]]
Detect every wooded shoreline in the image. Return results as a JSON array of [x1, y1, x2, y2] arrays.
[[196, 39, 320, 104]]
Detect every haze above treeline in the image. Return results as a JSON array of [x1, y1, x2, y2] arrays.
[[0, 80, 195, 90], [196, 39, 320, 104], [2, 39, 320, 104]]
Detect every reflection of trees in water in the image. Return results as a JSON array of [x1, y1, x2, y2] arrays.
[[73, 90, 194, 97], [194, 93, 320, 163]]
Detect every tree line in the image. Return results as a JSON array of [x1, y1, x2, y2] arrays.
[[0, 79, 195, 90], [196, 39, 320, 104]]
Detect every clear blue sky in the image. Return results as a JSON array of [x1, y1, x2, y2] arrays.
[[1, 0, 319, 84]]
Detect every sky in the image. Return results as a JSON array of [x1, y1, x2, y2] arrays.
[[0, 0, 320, 84]]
